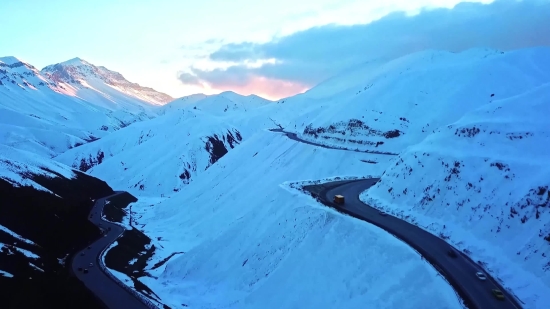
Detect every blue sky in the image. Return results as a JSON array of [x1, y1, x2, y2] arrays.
[[1, 0, 549, 99]]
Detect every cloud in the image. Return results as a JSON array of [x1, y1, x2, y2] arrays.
[[180, 0, 550, 99], [177, 72, 202, 86]]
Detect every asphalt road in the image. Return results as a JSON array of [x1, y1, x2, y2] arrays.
[[268, 128, 399, 155], [71, 192, 150, 309], [311, 179, 523, 309]]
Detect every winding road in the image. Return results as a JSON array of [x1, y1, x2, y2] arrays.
[[71, 192, 151, 309], [305, 177, 523, 309], [272, 127, 524, 308]]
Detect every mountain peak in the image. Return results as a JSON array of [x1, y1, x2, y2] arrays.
[[0, 56, 26, 65], [60, 57, 91, 67]]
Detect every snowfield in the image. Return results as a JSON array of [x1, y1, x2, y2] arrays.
[[55, 109, 244, 196], [130, 130, 462, 309], [361, 82, 550, 308]]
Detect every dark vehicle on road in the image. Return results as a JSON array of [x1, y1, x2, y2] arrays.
[[80, 252, 85, 256], [492, 289, 505, 300], [447, 249, 457, 258], [83, 268, 89, 274], [87, 246, 91, 249], [77, 267, 82, 271], [379, 211, 387, 216]]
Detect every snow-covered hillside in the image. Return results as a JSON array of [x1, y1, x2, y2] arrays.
[[55, 109, 243, 196], [361, 82, 550, 308], [275, 47, 550, 155], [0, 144, 76, 193], [120, 130, 462, 309], [160, 91, 271, 116], [0, 56, 170, 157]]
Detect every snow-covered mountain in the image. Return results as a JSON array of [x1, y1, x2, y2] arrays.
[[0, 56, 170, 157], [55, 109, 243, 196], [42, 57, 173, 107], [160, 91, 271, 116], [361, 81, 550, 307]]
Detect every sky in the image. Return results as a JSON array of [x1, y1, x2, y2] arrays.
[[1, 0, 549, 100]]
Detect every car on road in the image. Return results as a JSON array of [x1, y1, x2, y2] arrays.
[[80, 252, 85, 256], [77, 267, 82, 271], [83, 268, 89, 274], [87, 246, 91, 249], [492, 288, 505, 300], [447, 249, 457, 258], [379, 211, 387, 216], [89, 263, 94, 267], [475, 271, 487, 281], [333, 195, 345, 205]]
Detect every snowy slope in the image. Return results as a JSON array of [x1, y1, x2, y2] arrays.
[[361, 82, 550, 308], [120, 130, 462, 309], [0, 144, 75, 192], [0, 56, 169, 157], [275, 47, 550, 155], [54, 109, 243, 196], [160, 91, 271, 116]]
